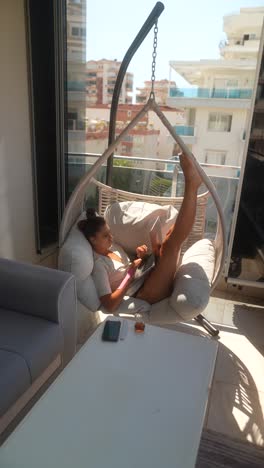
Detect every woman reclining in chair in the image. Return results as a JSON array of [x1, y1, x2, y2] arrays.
[[78, 154, 201, 312]]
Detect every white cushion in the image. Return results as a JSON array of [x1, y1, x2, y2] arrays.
[[104, 201, 178, 254], [59, 203, 215, 338], [59, 221, 151, 316], [58, 225, 100, 312], [148, 298, 182, 324], [102, 295, 151, 315], [181, 238, 215, 279], [59, 224, 94, 276], [169, 239, 215, 321]]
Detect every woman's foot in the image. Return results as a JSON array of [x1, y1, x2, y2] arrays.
[[179, 152, 202, 189]]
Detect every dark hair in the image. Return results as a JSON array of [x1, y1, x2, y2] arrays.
[[78, 208, 106, 240]]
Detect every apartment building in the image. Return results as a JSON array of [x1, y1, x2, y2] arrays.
[[86, 59, 133, 105], [67, 0, 87, 153], [85, 104, 159, 165], [85, 104, 184, 160], [168, 7, 264, 169], [136, 79, 176, 105]]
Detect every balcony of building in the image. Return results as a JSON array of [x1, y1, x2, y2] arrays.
[[107, 80, 116, 87], [219, 37, 260, 58], [167, 87, 253, 109], [67, 150, 263, 283], [174, 125, 197, 144], [86, 79, 97, 86], [64, 151, 264, 450], [67, 152, 238, 249]]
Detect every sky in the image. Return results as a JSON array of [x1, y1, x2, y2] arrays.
[[86, 0, 264, 92]]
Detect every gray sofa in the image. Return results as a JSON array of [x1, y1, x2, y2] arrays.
[[0, 258, 77, 442]]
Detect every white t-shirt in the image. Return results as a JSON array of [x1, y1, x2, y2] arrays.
[[92, 243, 144, 298], [92, 243, 129, 297]]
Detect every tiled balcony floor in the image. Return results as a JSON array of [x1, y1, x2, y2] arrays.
[[166, 290, 264, 447]]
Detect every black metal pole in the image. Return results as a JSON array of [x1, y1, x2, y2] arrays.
[[195, 314, 220, 337], [106, 2, 165, 186]]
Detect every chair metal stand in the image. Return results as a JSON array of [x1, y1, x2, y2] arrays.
[[194, 314, 220, 337]]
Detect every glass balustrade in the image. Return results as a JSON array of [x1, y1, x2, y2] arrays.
[[174, 125, 195, 136], [169, 87, 253, 99], [67, 153, 239, 245]]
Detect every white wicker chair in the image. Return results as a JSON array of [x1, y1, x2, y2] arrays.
[[59, 169, 225, 339], [59, 5, 227, 337]]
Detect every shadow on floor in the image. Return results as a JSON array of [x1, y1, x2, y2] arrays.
[[232, 303, 264, 356], [167, 316, 264, 446], [161, 321, 211, 339], [208, 342, 264, 446]]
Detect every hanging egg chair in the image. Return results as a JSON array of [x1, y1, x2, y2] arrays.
[[59, 3, 227, 342]]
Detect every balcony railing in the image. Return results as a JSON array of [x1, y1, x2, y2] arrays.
[[169, 87, 253, 99], [67, 152, 240, 246], [174, 125, 195, 136]]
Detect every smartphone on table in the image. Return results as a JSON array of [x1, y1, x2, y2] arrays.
[[102, 320, 121, 342]]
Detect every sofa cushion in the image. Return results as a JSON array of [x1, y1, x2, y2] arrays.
[[0, 308, 63, 382], [105, 201, 178, 254], [169, 239, 215, 320], [0, 349, 31, 417]]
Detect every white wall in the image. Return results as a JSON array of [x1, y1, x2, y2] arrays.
[[86, 107, 110, 121], [148, 110, 184, 158], [86, 138, 108, 155], [192, 106, 248, 166], [0, 1, 56, 265], [202, 69, 256, 89]]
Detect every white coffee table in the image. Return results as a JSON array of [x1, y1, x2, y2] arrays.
[[0, 320, 218, 468]]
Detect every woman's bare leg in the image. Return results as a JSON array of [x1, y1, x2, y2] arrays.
[[136, 154, 202, 304], [160, 154, 202, 255]]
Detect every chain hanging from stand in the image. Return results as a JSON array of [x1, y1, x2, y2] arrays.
[[150, 20, 158, 99]]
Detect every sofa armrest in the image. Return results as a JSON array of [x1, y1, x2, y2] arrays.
[[0, 258, 77, 365]]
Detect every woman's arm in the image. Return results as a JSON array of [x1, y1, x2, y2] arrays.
[[100, 259, 141, 312], [100, 282, 131, 312]]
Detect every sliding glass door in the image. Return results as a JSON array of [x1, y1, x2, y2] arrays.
[[66, 0, 87, 198], [227, 35, 264, 287]]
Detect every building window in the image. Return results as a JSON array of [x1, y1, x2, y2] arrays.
[[226, 79, 238, 87], [208, 113, 232, 132], [71, 26, 79, 36], [205, 150, 227, 165], [71, 26, 86, 37]]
